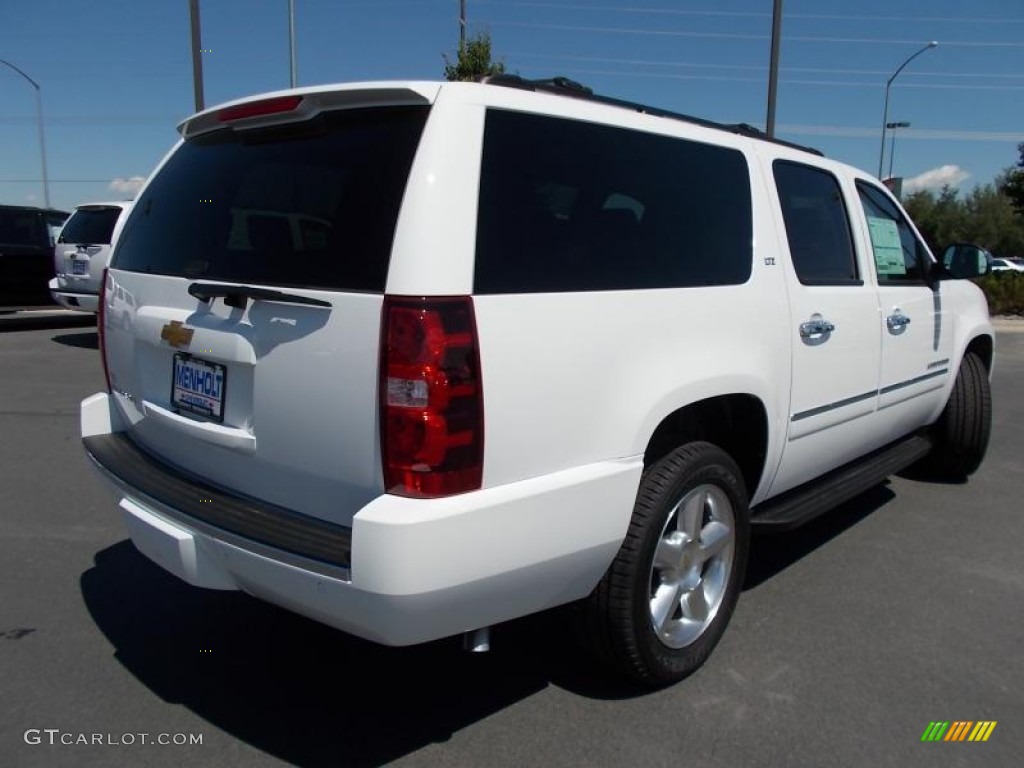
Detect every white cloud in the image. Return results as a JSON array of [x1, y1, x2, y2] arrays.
[[25, 193, 37, 203], [108, 176, 146, 197], [903, 165, 970, 194]]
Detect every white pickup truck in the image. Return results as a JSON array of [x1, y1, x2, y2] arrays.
[[81, 76, 993, 686]]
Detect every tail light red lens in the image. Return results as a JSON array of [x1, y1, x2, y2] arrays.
[[380, 296, 483, 497], [97, 268, 112, 392], [217, 95, 303, 123]]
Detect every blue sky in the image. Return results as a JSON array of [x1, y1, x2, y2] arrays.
[[2, 0, 1022, 212]]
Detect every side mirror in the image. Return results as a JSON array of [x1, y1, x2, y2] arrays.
[[940, 243, 991, 279]]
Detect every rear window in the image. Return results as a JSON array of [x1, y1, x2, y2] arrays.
[[113, 106, 428, 293], [0, 209, 45, 248], [474, 109, 752, 294], [58, 207, 122, 245]]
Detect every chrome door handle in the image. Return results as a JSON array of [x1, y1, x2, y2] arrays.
[[799, 316, 836, 338], [886, 311, 911, 332]]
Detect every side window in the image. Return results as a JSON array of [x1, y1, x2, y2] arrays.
[[856, 181, 929, 284], [773, 161, 859, 285], [474, 110, 752, 294]]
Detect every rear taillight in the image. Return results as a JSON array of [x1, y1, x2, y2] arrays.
[[97, 268, 112, 392], [380, 296, 483, 497]]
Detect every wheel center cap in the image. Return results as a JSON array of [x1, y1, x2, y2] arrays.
[[679, 538, 700, 571]]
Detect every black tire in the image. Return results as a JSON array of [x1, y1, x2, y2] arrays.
[[926, 351, 991, 480], [580, 442, 750, 687]]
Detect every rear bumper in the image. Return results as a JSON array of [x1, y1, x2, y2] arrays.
[[81, 392, 641, 645], [48, 278, 98, 312]]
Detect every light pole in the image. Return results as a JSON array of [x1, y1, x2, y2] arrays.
[[886, 121, 910, 179], [0, 58, 51, 208], [188, 0, 205, 112], [878, 41, 936, 178], [765, 0, 783, 137], [288, 0, 297, 87]]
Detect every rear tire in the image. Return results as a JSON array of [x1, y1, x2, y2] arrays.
[[926, 351, 991, 480], [580, 442, 749, 687]]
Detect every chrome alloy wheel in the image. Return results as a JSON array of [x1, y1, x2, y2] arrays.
[[648, 483, 736, 649]]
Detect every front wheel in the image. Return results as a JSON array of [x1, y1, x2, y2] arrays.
[[924, 351, 991, 480], [581, 442, 750, 686]]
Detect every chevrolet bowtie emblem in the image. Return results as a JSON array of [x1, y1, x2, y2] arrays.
[[160, 320, 194, 348]]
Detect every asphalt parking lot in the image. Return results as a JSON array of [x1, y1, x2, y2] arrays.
[[1, 317, 1021, 768]]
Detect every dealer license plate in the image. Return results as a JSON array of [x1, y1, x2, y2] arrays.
[[171, 354, 226, 422]]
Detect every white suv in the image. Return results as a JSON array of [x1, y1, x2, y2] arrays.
[[81, 77, 993, 685], [50, 201, 132, 312]]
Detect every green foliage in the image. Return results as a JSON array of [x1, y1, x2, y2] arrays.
[[999, 142, 1024, 216], [904, 182, 1024, 259], [443, 32, 505, 82], [904, 176, 1024, 315], [974, 272, 1024, 316]]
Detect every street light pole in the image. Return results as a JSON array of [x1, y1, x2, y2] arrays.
[[188, 0, 205, 112], [0, 59, 51, 208], [878, 41, 936, 178], [288, 0, 297, 88], [460, 0, 467, 48], [765, 0, 783, 138], [886, 121, 910, 179]]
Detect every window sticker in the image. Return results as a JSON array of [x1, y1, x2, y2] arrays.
[[867, 216, 906, 276]]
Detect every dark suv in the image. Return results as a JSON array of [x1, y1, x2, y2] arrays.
[[0, 204, 70, 307]]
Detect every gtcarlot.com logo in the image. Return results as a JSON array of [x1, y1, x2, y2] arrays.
[[24, 729, 203, 746], [921, 721, 997, 742]]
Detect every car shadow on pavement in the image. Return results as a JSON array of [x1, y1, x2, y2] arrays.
[[80, 541, 621, 766], [0, 314, 95, 333], [80, 485, 900, 764], [51, 331, 99, 350], [744, 483, 896, 590]]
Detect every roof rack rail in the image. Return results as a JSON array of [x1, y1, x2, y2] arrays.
[[479, 74, 823, 157]]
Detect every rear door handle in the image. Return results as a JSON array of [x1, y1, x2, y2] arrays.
[[799, 314, 836, 339]]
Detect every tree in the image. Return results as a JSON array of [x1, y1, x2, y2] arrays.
[[904, 181, 1024, 257], [904, 186, 967, 252], [1000, 142, 1024, 217], [443, 31, 505, 82], [964, 183, 1024, 257]]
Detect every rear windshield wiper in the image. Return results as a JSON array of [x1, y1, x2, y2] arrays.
[[188, 282, 332, 309]]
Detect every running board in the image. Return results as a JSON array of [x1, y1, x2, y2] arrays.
[[751, 433, 933, 531]]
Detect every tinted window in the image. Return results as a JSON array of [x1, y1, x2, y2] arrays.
[[773, 162, 859, 285], [474, 110, 752, 294], [114, 106, 428, 292], [59, 207, 122, 245], [0, 209, 44, 247], [856, 181, 929, 283]]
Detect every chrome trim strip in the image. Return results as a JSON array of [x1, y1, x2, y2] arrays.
[[792, 367, 950, 422], [791, 390, 877, 422], [879, 368, 948, 395]]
